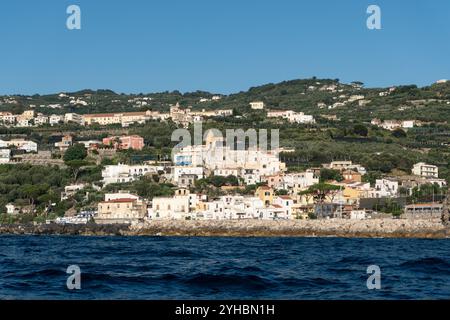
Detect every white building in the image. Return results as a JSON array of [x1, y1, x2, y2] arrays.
[[374, 119, 415, 131], [105, 192, 140, 201], [374, 179, 399, 198], [348, 95, 365, 103], [78, 140, 102, 148], [5, 203, 19, 215], [102, 164, 164, 185], [173, 134, 285, 177], [259, 205, 289, 220], [172, 166, 204, 184], [213, 168, 240, 177], [150, 188, 192, 220], [0, 149, 11, 163], [424, 178, 447, 188], [2, 139, 37, 152], [322, 161, 367, 175], [34, 114, 49, 126], [350, 210, 367, 220], [61, 184, 86, 201], [49, 114, 64, 126], [64, 113, 84, 124], [267, 110, 315, 124], [16, 119, 32, 127], [0, 112, 17, 124], [196, 195, 276, 220], [240, 168, 261, 185], [402, 120, 415, 129], [412, 162, 439, 178], [282, 172, 319, 190], [249, 101, 265, 110], [272, 196, 294, 219], [198, 200, 227, 220]]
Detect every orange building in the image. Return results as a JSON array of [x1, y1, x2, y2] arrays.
[[102, 135, 144, 151]]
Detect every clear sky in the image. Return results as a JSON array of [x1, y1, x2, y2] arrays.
[[0, 0, 449, 95]]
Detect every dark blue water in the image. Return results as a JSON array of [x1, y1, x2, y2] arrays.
[[0, 235, 449, 299]]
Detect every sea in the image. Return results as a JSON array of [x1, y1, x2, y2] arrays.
[[0, 235, 449, 299]]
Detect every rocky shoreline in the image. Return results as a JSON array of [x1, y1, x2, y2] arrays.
[[0, 219, 449, 238], [0, 223, 130, 236]]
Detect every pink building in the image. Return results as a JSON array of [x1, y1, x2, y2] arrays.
[[102, 135, 144, 151], [263, 174, 284, 189]]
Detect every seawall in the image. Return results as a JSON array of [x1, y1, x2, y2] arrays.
[[128, 219, 450, 238], [1, 219, 448, 238]]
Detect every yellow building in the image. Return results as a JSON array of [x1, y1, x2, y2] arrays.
[[16, 110, 35, 122], [97, 198, 147, 224], [255, 186, 274, 206], [82, 110, 154, 126]]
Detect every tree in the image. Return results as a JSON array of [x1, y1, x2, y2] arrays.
[[19, 184, 41, 206], [63, 144, 87, 162], [351, 81, 364, 87], [18, 183, 49, 207], [275, 189, 289, 196], [392, 128, 407, 138], [66, 159, 89, 182], [352, 124, 368, 137], [320, 168, 343, 182], [299, 183, 341, 218]]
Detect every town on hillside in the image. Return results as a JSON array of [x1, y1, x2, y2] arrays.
[[1, 78, 449, 225]]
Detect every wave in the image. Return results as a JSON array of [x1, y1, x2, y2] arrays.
[[279, 277, 342, 288], [338, 256, 374, 264], [182, 273, 273, 290], [399, 257, 450, 274]]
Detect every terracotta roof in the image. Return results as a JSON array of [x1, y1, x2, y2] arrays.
[[84, 111, 150, 118], [120, 112, 148, 116], [84, 113, 118, 117], [406, 203, 443, 207], [343, 170, 359, 174], [102, 198, 137, 203]]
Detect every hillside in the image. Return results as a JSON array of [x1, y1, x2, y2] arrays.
[[1, 78, 450, 122]]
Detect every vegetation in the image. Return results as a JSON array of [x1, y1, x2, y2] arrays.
[[0, 164, 70, 219], [1, 77, 450, 220]]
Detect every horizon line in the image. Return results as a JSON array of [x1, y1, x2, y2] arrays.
[[0, 77, 448, 97]]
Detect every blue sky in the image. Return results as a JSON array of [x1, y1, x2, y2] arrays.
[[0, 0, 449, 95]]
